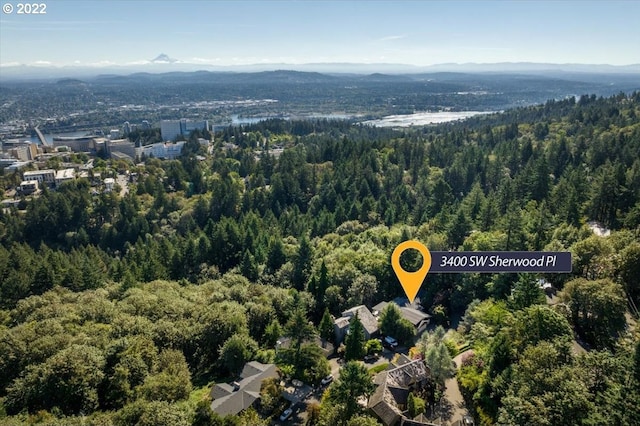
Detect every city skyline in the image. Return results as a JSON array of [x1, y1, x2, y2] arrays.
[[1, 1, 640, 69]]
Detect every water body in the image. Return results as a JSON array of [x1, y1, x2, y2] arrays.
[[230, 115, 278, 125], [362, 111, 492, 127], [229, 113, 354, 126]]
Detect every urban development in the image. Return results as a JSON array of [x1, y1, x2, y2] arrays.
[[0, 65, 639, 426]]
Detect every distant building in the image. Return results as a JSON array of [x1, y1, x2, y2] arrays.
[[52, 136, 94, 152], [137, 141, 185, 160], [160, 119, 209, 141], [210, 361, 279, 416], [109, 129, 121, 140], [0, 157, 18, 169], [106, 139, 136, 159], [334, 305, 379, 344], [7, 143, 38, 161], [55, 168, 76, 186], [20, 180, 38, 194], [104, 177, 115, 192], [6, 161, 30, 171], [123, 121, 131, 135], [141, 120, 151, 130], [23, 169, 56, 186]]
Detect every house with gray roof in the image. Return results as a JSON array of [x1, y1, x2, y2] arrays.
[[334, 305, 379, 344], [368, 357, 432, 426], [373, 300, 431, 335], [210, 361, 279, 416]]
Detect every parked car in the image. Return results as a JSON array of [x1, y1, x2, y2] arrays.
[[321, 374, 334, 385], [383, 336, 398, 349], [364, 353, 379, 363], [279, 407, 293, 421]]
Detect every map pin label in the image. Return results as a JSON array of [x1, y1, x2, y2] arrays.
[[391, 240, 432, 303]]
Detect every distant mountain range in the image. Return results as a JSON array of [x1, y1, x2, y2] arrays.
[[1, 55, 639, 81]]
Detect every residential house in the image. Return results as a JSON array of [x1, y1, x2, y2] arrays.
[[210, 361, 279, 416], [334, 305, 379, 344], [373, 299, 431, 335], [369, 355, 432, 426]]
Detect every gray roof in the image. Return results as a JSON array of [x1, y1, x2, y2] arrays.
[[369, 360, 432, 426], [338, 305, 379, 336], [372, 301, 431, 327], [369, 383, 403, 426], [399, 307, 430, 327], [334, 316, 351, 329], [210, 361, 278, 416], [372, 301, 388, 315]]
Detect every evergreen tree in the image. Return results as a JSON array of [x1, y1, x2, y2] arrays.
[[510, 274, 546, 310], [319, 308, 335, 344], [344, 313, 366, 361], [266, 237, 285, 272], [327, 361, 376, 420], [293, 235, 313, 290], [240, 250, 258, 281], [263, 319, 282, 348]]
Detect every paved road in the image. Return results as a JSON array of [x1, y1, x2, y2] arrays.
[[442, 350, 473, 426]]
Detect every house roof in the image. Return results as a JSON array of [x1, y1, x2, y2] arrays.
[[401, 415, 440, 426], [372, 301, 388, 314], [399, 307, 431, 327], [210, 361, 278, 416], [386, 359, 430, 389], [372, 301, 431, 327], [369, 383, 403, 426], [334, 316, 351, 329], [369, 359, 432, 426], [337, 305, 379, 336]]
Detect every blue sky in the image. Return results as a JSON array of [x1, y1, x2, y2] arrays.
[[1, 1, 639, 67]]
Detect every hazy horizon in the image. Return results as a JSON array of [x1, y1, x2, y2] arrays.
[[1, 1, 639, 69]]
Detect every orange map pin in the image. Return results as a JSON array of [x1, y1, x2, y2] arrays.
[[391, 240, 432, 303]]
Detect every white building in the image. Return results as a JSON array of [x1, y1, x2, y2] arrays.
[[20, 180, 38, 194], [104, 177, 115, 192], [23, 169, 56, 186], [55, 168, 76, 186], [137, 141, 185, 160]]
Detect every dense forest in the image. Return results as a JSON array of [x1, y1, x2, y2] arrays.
[[0, 92, 639, 425]]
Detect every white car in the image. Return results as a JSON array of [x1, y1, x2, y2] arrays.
[[321, 374, 334, 385], [279, 408, 293, 421]]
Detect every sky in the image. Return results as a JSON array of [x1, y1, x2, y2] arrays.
[[1, 0, 639, 68]]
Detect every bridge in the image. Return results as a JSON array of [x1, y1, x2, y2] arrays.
[[34, 126, 50, 147]]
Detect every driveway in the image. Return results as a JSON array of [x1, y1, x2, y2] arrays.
[[441, 350, 473, 426]]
